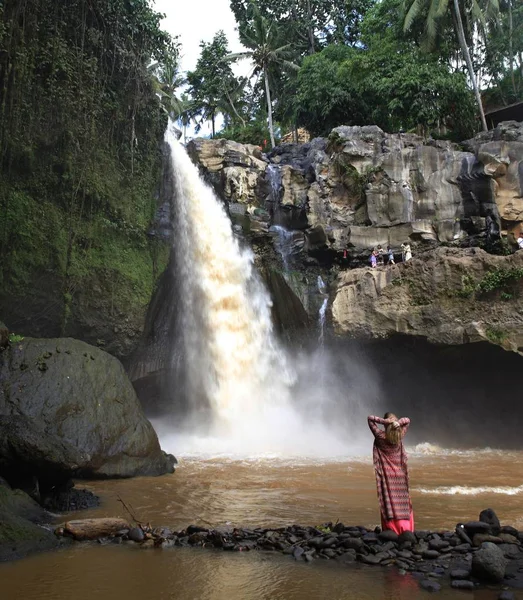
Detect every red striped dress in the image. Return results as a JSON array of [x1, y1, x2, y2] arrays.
[[368, 415, 414, 534]]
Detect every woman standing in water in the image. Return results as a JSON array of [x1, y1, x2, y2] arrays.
[[367, 413, 414, 534]]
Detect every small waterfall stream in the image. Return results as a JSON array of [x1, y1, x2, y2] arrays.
[[317, 276, 328, 346]]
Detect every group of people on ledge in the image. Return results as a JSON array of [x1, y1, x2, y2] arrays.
[[370, 243, 412, 268]]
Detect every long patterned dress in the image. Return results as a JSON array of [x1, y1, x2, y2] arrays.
[[368, 415, 414, 534]]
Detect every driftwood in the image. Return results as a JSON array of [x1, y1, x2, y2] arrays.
[[62, 518, 130, 541]]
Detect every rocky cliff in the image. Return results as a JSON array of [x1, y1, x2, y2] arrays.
[[332, 247, 523, 354], [188, 121, 523, 258], [187, 121, 523, 355]]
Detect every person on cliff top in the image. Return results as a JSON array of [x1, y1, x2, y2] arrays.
[[370, 249, 377, 268], [368, 413, 414, 534], [387, 246, 395, 265], [377, 245, 384, 265], [401, 242, 412, 262], [517, 233, 523, 250]]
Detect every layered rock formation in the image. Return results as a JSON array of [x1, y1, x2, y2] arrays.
[[331, 247, 523, 354], [0, 337, 175, 486], [188, 121, 523, 259]]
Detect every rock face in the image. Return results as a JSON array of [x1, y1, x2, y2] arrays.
[[331, 247, 523, 354], [0, 338, 175, 481], [188, 122, 523, 261], [472, 541, 508, 582]]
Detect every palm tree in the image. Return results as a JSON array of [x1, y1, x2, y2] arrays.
[[228, 5, 298, 148], [403, 0, 500, 131]]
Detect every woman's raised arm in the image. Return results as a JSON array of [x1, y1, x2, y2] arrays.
[[368, 415, 387, 437]]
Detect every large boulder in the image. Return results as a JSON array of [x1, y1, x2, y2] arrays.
[[471, 541, 508, 582], [0, 337, 175, 480]]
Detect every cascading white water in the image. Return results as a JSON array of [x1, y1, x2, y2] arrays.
[[270, 224, 294, 271], [160, 127, 380, 457], [317, 276, 328, 346]]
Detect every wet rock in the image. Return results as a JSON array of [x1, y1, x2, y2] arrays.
[[450, 568, 471, 579], [0, 338, 175, 479], [187, 525, 208, 535], [498, 533, 519, 544], [319, 536, 338, 549], [498, 543, 521, 559], [415, 531, 431, 540], [342, 537, 364, 551], [359, 553, 382, 565], [498, 592, 515, 600], [419, 579, 441, 592], [464, 521, 491, 538], [471, 542, 508, 582], [398, 550, 413, 559], [423, 550, 441, 559], [378, 530, 398, 543], [453, 543, 472, 553], [451, 580, 474, 590], [337, 550, 356, 563], [456, 524, 473, 545], [398, 531, 417, 545], [42, 486, 100, 512], [479, 508, 501, 536], [500, 526, 519, 537], [292, 546, 305, 560], [429, 539, 450, 551], [473, 533, 502, 546], [362, 533, 379, 544], [128, 527, 145, 543]]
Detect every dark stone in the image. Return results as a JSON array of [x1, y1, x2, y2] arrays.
[[398, 550, 413, 559], [463, 521, 491, 537], [473, 533, 502, 546], [479, 509, 501, 536], [419, 579, 441, 592], [498, 592, 515, 600], [187, 525, 208, 535], [292, 546, 305, 560], [319, 536, 337, 549], [429, 539, 450, 551], [378, 530, 398, 543], [359, 553, 382, 565], [450, 568, 471, 579], [456, 524, 473, 545], [471, 542, 508, 582], [42, 486, 99, 512], [500, 526, 519, 537], [453, 543, 472, 553], [451, 580, 474, 590], [0, 322, 8, 349], [498, 543, 521, 559], [0, 338, 175, 478], [423, 550, 441, 559], [128, 527, 145, 543], [415, 531, 431, 540], [362, 533, 379, 544], [398, 531, 417, 544], [337, 550, 356, 563], [332, 522, 345, 533], [342, 537, 364, 551]]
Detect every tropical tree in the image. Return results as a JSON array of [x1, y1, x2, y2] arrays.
[[228, 4, 298, 148], [187, 31, 239, 136], [402, 0, 500, 131]]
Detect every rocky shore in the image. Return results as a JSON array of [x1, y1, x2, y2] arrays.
[[55, 509, 522, 597]]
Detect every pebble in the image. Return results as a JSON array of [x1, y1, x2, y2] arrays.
[[128, 527, 145, 543], [451, 580, 475, 590], [420, 579, 442, 592], [450, 568, 471, 579], [498, 592, 515, 600]]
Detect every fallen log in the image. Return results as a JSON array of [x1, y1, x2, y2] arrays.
[[61, 518, 130, 541]]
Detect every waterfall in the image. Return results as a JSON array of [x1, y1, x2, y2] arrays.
[[317, 276, 328, 346], [266, 164, 282, 203], [160, 126, 380, 457], [270, 224, 294, 271]]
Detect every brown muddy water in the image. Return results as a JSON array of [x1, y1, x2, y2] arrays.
[[1, 447, 523, 600]]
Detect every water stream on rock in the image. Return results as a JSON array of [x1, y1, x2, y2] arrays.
[[317, 276, 328, 347], [163, 128, 376, 457]]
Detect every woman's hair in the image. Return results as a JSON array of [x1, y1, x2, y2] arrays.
[[384, 412, 401, 445]]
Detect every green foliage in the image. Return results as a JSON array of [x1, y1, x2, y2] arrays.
[[187, 31, 240, 136], [8, 333, 24, 343], [215, 116, 274, 146], [485, 326, 507, 345], [0, 0, 175, 327], [293, 40, 476, 138], [476, 267, 523, 296], [455, 274, 476, 298]]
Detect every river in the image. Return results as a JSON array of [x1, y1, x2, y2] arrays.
[[2, 447, 522, 600]]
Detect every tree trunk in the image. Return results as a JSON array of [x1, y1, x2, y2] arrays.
[[264, 69, 275, 148], [452, 0, 488, 131], [211, 112, 215, 138], [62, 518, 131, 541], [508, 0, 516, 95]]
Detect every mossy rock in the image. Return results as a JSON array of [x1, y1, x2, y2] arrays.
[[0, 337, 175, 479], [0, 483, 57, 561]]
